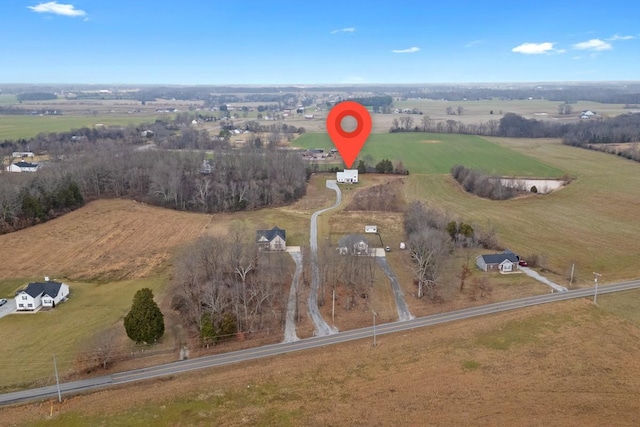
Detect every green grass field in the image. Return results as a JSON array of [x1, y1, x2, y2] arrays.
[[0, 114, 166, 140], [0, 276, 168, 392], [295, 132, 565, 177], [403, 137, 640, 284]]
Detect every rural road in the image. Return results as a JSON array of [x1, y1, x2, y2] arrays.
[[283, 249, 303, 342], [307, 180, 341, 336], [375, 257, 413, 321], [3, 279, 640, 406]]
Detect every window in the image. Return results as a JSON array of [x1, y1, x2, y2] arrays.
[[19, 304, 24, 308], [28, 303, 33, 308], [21, 295, 27, 300]]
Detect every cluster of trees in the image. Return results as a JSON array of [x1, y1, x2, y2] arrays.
[[404, 202, 454, 301], [353, 158, 408, 175], [404, 201, 500, 301], [451, 165, 521, 200], [0, 144, 308, 233], [348, 95, 393, 108], [171, 233, 289, 346], [0, 173, 84, 233], [317, 241, 377, 310], [446, 106, 465, 115]]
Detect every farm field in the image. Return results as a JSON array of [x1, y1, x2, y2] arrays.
[[3, 294, 640, 426], [295, 132, 565, 177], [0, 114, 164, 140], [403, 137, 640, 285]]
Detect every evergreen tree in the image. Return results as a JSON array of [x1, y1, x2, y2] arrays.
[[124, 288, 165, 344]]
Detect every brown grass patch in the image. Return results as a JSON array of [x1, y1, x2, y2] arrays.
[[0, 199, 212, 282], [4, 299, 640, 426]]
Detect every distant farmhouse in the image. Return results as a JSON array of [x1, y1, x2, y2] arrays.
[[6, 161, 39, 173], [338, 234, 374, 256], [15, 278, 70, 311], [336, 169, 358, 184], [256, 226, 287, 251], [476, 250, 519, 273], [580, 110, 596, 119], [12, 151, 35, 158]]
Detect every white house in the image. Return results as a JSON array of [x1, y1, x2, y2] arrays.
[[6, 161, 39, 173], [15, 279, 70, 311], [12, 151, 35, 158], [336, 169, 358, 184], [476, 251, 519, 273], [256, 226, 287, 251], [337, 234, 373, 256]]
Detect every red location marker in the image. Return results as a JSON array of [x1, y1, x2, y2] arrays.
[[326, 101, 372, 169]]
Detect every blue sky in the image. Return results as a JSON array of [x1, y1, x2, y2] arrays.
[[2, 1, 639, 84]]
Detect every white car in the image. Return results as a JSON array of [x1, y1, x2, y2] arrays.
[[0, 298, 7, 307]]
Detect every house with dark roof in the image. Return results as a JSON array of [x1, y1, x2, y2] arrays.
[[337, 234, 373, 256], [6, 161, 39, 173], [15, 279, 70, 311], [256, 227, 286, 251], [476, 251, 519, 273]]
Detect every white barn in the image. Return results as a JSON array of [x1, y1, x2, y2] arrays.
[[336, 169, 358, 184]]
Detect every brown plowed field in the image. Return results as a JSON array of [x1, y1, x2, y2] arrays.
[[0, 199, 212, 281]]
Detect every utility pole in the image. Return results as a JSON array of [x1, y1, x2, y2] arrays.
[[53, 354, 62, 403], [593, 272, 602, 305], [372, 310, 378, 347], [569, 263, 575, 288]]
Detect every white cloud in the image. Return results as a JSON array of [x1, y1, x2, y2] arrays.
[[391, 46, 420, 54], [28, 2, 86, 17], [331, 27, 356, 34], [464, 40, 483, 48], [607, 34, 634, 41], [511, 42, 556, 54], [573, 39, 612, 51]]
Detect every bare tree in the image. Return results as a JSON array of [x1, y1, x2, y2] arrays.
[[408, 228, 452, 300]]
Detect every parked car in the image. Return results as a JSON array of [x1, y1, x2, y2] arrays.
[[385, 246, 391, 252], [0, 298, 7, 307], [518, 260, 528, 267]]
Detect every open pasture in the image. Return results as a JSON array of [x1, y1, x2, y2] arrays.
[[295, 132, 564, 177], [404, 138, 640, 284]]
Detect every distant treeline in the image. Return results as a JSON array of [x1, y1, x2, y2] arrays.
[[16, 92, 57, 102], [0, 106, 62, 115], [346, 95, 393, 107]]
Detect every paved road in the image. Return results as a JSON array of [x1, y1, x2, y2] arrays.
[[307, 180, 340, 336], [3, 279, 640, 406], [375, 257, 413, 321], [283, 249, 303, 342]]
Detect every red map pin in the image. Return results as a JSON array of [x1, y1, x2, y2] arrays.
[[326, 101, 372, 169]]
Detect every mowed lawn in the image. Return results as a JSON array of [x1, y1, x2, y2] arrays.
[[0, 276, 167, 392], [295, 132, 564, 177], [404, 138, 640, 284]]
